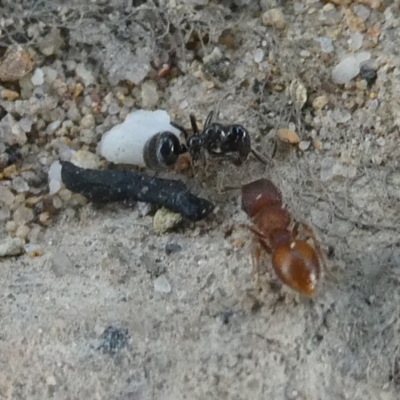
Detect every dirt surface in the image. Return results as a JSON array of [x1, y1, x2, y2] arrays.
[[1, 1, 400, 399]]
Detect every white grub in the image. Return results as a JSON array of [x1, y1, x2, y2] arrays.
[[98, 109, 181, 167]]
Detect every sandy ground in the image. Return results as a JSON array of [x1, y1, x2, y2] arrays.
[[1, 1, 400, 399]]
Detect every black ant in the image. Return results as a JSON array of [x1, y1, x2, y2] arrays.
[[172, 111, 269, 168]]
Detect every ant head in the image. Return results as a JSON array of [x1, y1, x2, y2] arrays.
[[187, 135, 204, 151], [157, 132, 182, 166]]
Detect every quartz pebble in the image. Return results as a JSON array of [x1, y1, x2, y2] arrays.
[[254, 48, 265, 63], [0, 187, 15, 206], [48, 161, 63, 195], [262, 8, 286, 30], [76, 63, 95, 86], [13, 206, 34, 225], [318, 37, 334, 53], [80, 114, 95, 129], [154, 275, 172, 293], [31, 68, 44, 86], [0, 237, 25, 257], [12, 176, 29, 193], [38, 28, 64, 56], [141, 81, 159, 109], [348, 32, 364, 51], [332, 52, 371, 84]]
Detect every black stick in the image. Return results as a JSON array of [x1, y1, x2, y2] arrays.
[[60, 161, 214, 221]]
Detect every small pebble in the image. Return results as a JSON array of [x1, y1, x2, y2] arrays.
[[16, 224, 30, 239], [203, 47, 223, 64], [154, 275, 172, 293], [262, 8, 286, 30], [76, 63, 95, 86], [359, 64, 377, 85], [318, 37, 334, 53], [0, 237, 25, 257], [48, 161, 62, 195], [276, 128, 300, 144], [12, 176, 29, 193], [254, 48, 265, 63], [98, 326, 129, 355], [80, 114, 95, 129], [13, 206, 34, 225], [20, 117, 33, 133], [5, 220, 17, 233], [71, 150, 102, 169], [312, 95, 329, 110], [332, 52, 371, 84], [1, 89, 19, 100], [31, 68, 44, 86], [38, 28, 64, 55], [141, 81, 159, 109], [42, 67, 58, 84], [0, 47, 33, 82], [0, 187, 15, 206], [348, 32, 364, 51], [299, 140, 311, 151], [165, 243, 182, 255], [0, 207, 10, 221], [153, 208, 182, 234]]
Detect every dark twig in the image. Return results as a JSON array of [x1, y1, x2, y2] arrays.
[[61, 162, 214, 221]]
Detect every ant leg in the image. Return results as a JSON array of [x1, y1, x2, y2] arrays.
[[251, 239, 263, 291], [251, 148, 272, 165], [204, 111, 214, 128], [207, 150, 244, 166]]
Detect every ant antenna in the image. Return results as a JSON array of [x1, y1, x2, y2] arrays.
[[189, 114, 199, 134], [204, 111, 214, 128]]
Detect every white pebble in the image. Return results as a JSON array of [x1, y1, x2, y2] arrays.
[[46, 120, 62, 134], [12, 176, 29, 193], [31, 68, 45, 86], [0, 237, 25, 257], [332, 52, 371, 85], [48, 161, 62, 195], [154, 276, 172, 293], [76, 63, 95, 86], [348, 32, 364, 51], [318, 37, 334, 53], [254, 48, 265, 63]]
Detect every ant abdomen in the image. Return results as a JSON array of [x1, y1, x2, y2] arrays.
[[272, 241, 321, 297], [143, 131, 183, 171]]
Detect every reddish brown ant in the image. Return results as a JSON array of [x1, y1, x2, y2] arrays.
[[241, 178, 323, 297]]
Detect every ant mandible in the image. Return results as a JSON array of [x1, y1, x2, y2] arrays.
[[241, 178, 323, 297]]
